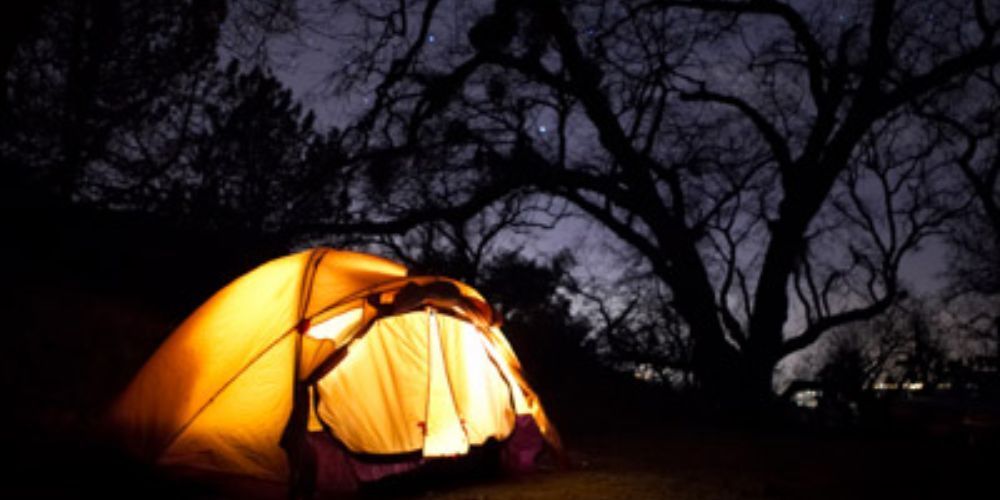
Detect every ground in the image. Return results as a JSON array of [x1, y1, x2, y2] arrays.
[[394, 424, 993, 500], [3, 416, 992, 499]]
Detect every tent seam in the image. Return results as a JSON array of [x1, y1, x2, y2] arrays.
[[161, 249, 327, 457], [158, 328, 297, 457]]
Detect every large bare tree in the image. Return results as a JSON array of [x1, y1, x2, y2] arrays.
[[276, 0, 1000, 409]]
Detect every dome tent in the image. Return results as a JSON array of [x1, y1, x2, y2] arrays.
[[110, 248, 561, 492]]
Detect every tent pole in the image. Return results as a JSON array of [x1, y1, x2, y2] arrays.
[[282, 323, 316, 499]]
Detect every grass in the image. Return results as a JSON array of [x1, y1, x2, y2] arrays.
[[8, 420, 991, 499], [394, 422, 994, 500]]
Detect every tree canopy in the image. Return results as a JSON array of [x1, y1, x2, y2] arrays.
[[279, 0, 1000, 406], [4, 0, 999, 409]]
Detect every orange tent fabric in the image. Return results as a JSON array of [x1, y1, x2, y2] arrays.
[[109, 248, 561, 482]]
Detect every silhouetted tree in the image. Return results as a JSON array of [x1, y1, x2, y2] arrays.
[[921, 66, 1000, 297], [573, 265, 696, 387], [1, 0, 226, 198], [919, 45, 1000, 380], [0, 0, 337, 241], [278, 0, 1000, 409], [818, 297, 952, 397], [365, 194, 569, 284], [479, 250, 592, 385], [135, 61, 324, 235]]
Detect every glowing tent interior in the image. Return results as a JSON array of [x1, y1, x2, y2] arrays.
[[109, 248, 562, 491]]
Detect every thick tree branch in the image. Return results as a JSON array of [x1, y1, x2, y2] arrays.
[[781, 291, 897, 358], [661, 0, 828, 107], [881, 45, 1000, 113], [531, 1, 683, 225]]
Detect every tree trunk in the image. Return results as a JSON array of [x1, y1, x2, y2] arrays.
[[657, 227, 782, 414]]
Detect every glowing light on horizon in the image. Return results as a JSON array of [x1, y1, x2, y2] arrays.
[[792, 389, 821, 408]]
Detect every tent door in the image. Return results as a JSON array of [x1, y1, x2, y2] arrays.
[[421, 309, 470, 457]]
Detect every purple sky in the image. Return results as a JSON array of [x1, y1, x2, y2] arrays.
[[238, 1, 954, 301]]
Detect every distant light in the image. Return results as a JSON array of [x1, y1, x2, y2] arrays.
[[537, 124, 548, 134], [873, 382, 898, 391], [585, 26, 597, 38], [427, 34, 437, 44], [792, 390, 821, 408], [902, 382, 924, 391], [633, 363, 656, 381]]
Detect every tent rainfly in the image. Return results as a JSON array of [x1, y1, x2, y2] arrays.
[[109, 248, 562, 492]]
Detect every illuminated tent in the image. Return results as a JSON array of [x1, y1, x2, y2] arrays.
[[110, 248, 561, 490]]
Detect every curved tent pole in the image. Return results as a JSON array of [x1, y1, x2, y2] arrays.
[[156, 249, 327, 467], [283, 248, 327, 500], [157, 328, 297, 459]]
